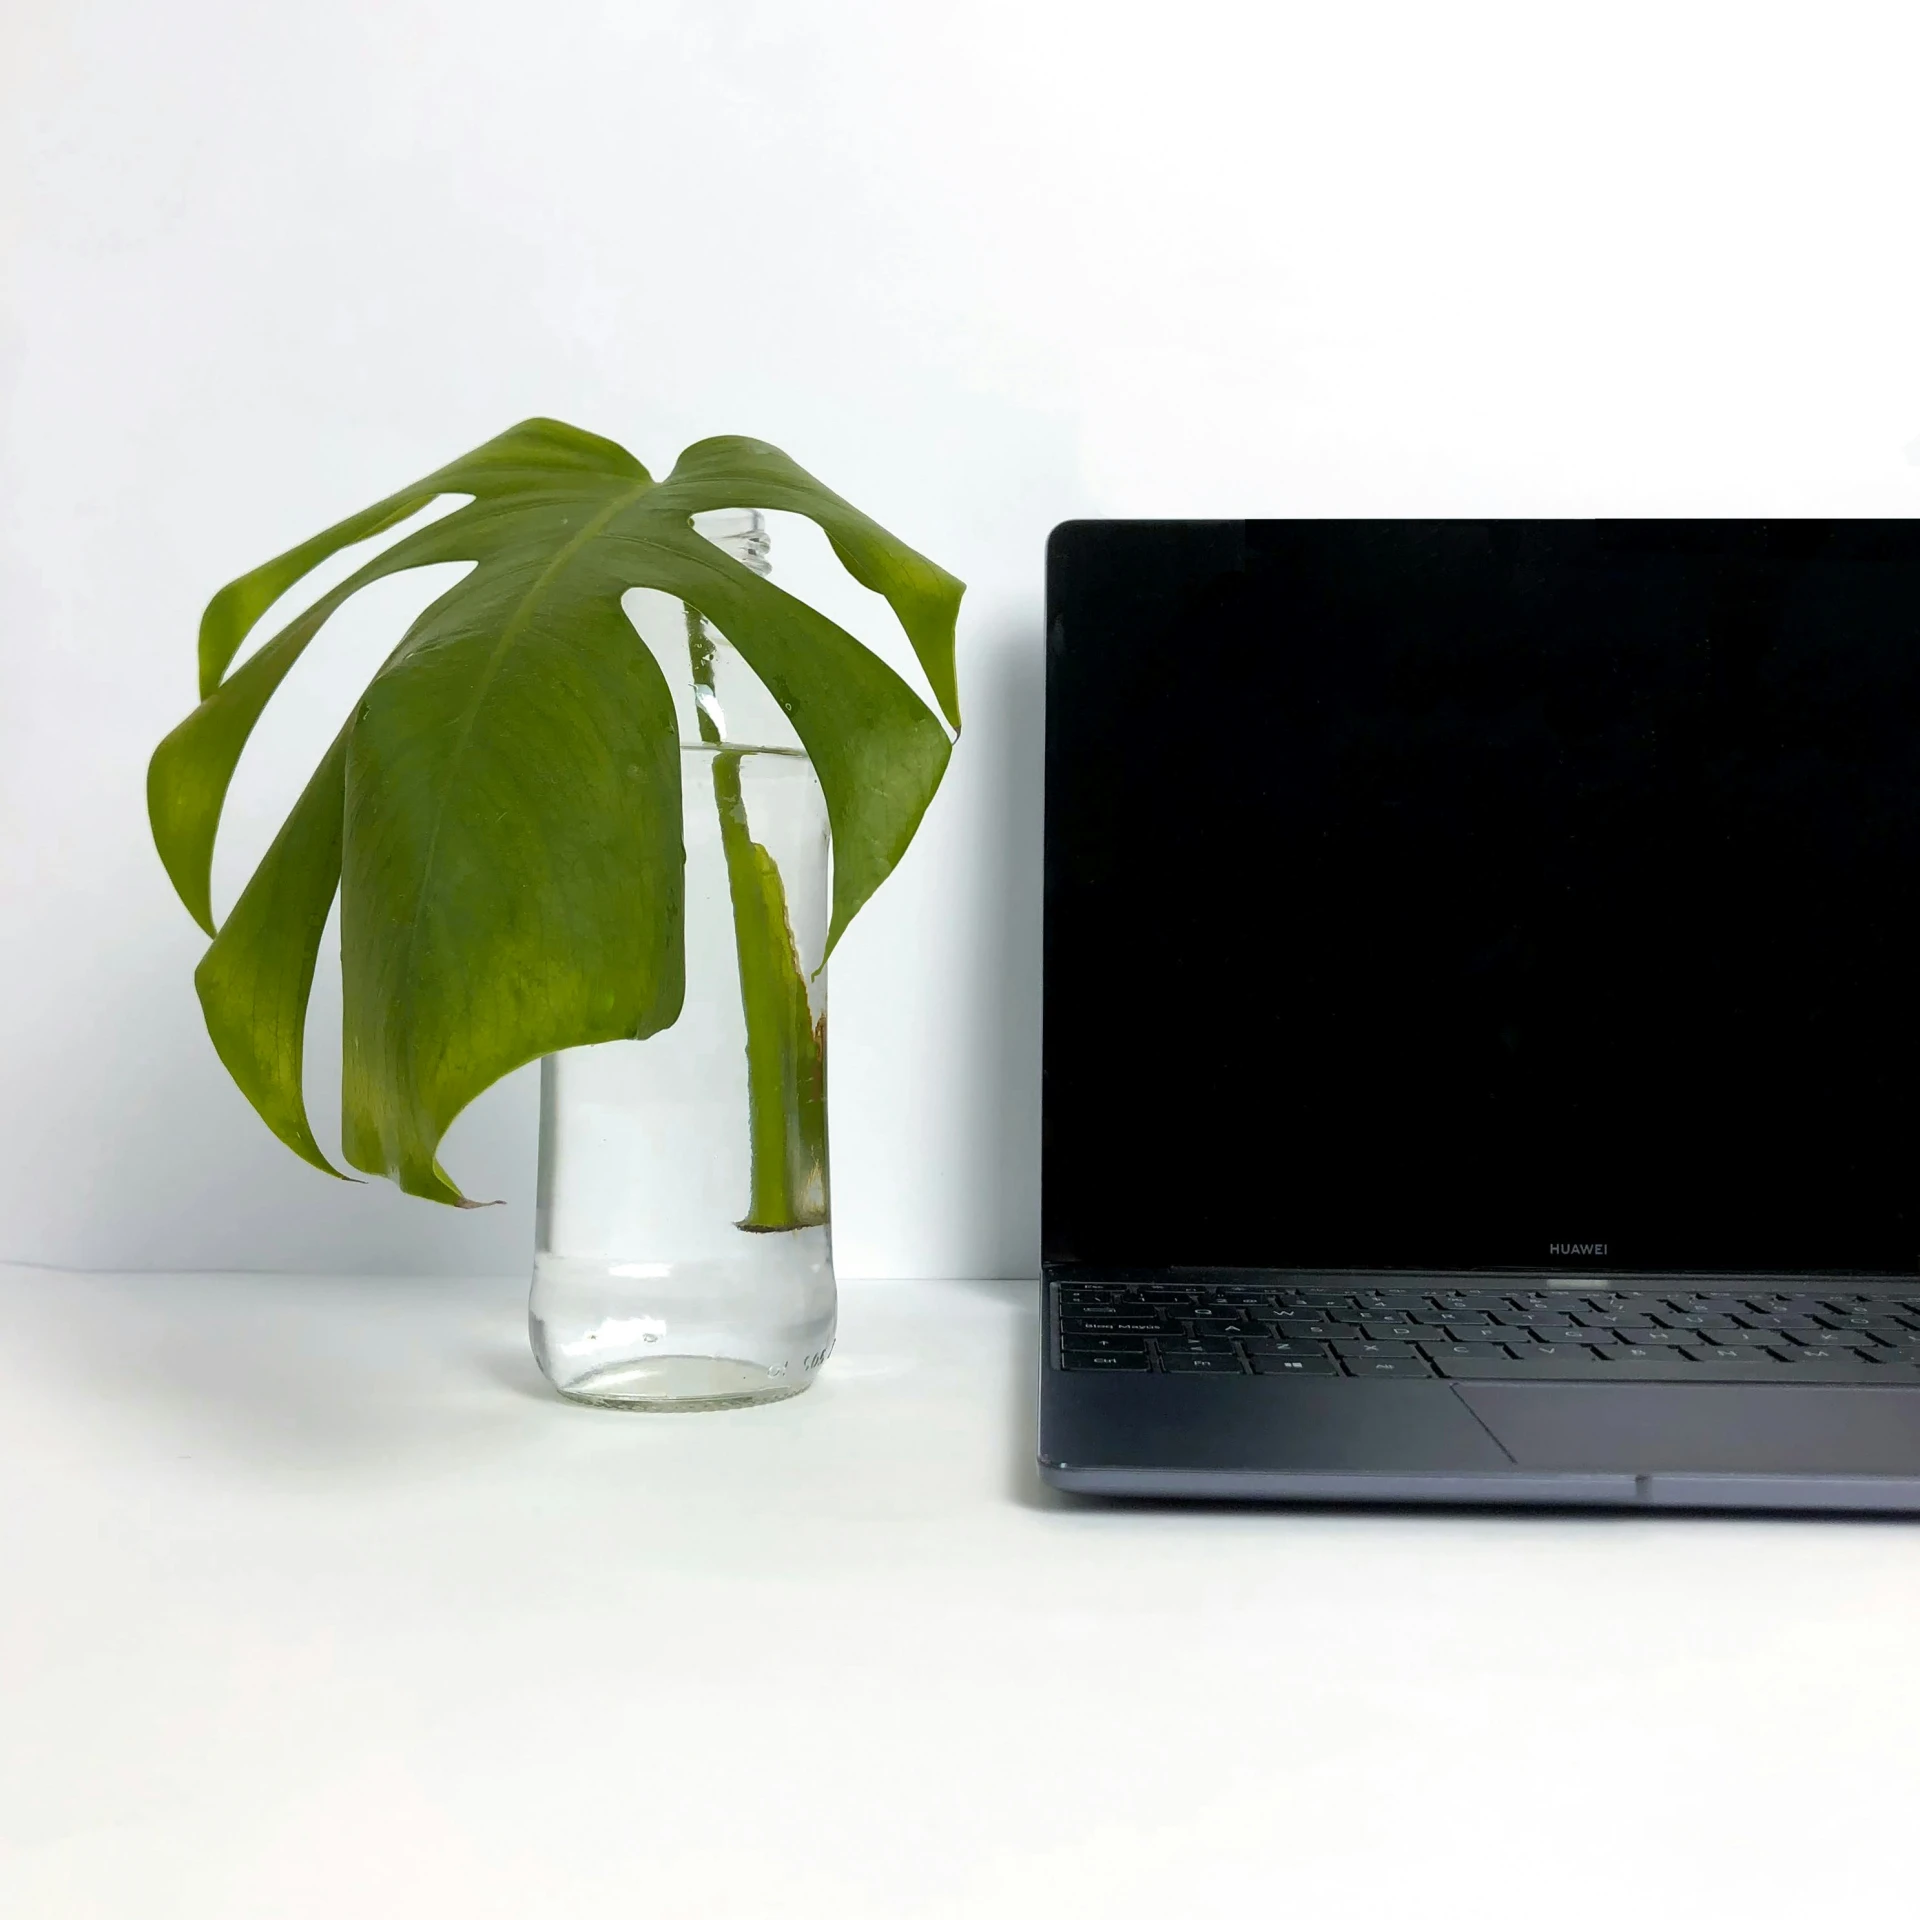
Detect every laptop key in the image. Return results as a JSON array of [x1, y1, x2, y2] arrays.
[[1342, 1356, 1435, 1378], [1605, 1358, 1766, 1379], [1158, 1337, 1236, 1355], [1251, 1355, 1341, 1377], [1062, 1333, 1150, 1354], [1163, 1352, 1247, 1374], [1062, 1352, 1151, 1372]]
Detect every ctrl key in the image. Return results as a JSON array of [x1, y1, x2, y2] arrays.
[[1250, 1354, 1340, 1378], [1062, 1350, 1151, 1371]]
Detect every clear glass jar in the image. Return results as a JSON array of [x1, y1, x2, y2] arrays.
[[529, 511, 835, 1409]]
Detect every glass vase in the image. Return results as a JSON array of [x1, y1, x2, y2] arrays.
[[529, 511, 835, 1410]]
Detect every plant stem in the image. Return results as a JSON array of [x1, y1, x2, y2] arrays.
[[686, 604, 828, 1231]]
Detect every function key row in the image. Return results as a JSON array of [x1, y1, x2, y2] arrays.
[[1057, 1291, 1916, 1327], [1063, 1326, 1920, 1356], [1059, 1310, 1920, 1341]]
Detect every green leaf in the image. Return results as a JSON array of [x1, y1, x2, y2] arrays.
[[195, 417, 647, 698], [150, 419, 962, 1203], [651, 436, 965, 731], [607, 519, 951, 955], [193, 732, 352, 1179], [154, 512, 477, 935], [340, 560, 684, 1201], [156, 418, 651, 934]]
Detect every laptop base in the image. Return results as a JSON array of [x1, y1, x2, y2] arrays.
[[1040, 1277, 1920, 1512]]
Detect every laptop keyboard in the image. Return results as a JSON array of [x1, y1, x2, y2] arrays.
[[1053, 1279, 1920, 1384]]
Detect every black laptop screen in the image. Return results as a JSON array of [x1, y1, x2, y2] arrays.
[[1043, 520, 1920, 1276]]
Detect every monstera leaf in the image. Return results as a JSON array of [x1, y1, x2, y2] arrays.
[[149, 418, 963, 1205]]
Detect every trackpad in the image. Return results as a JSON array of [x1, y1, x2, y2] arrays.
[[1459, 1383, 1920, 1474]]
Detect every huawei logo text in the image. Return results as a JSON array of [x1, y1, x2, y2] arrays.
[[1549, 1242, 1608, 1257]]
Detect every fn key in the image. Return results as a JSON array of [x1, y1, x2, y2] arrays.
[[1342, 1356, 1434, 1378]]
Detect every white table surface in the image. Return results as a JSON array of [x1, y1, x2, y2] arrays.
[[2, 1264, 1917, 1918]]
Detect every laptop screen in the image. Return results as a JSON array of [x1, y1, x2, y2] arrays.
[[1043, 520, 1920, 1277]]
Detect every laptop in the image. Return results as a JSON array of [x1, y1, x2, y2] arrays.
[[1038, 519, 1920, 1510]]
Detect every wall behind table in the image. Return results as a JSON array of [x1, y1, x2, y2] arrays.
[[2, 0, 1915, 1277]]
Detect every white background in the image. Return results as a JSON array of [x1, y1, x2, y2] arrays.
[[4, 0, 1919, 1278]]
